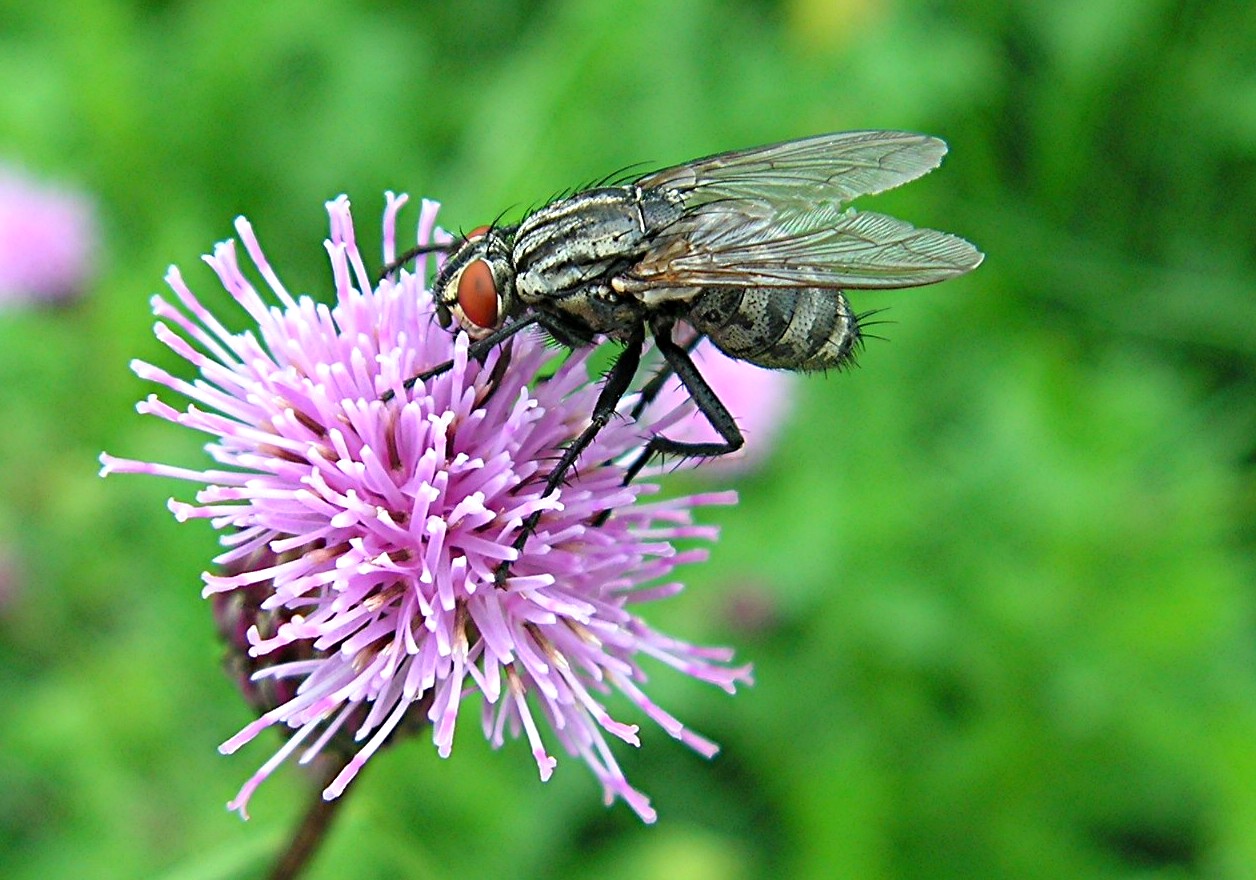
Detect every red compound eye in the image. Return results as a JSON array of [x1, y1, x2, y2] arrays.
[[457, 259, 499, 328], [466, 224, 491, 240]]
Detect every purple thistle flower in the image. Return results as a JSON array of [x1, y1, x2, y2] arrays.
[[0, 164, 98, 305], [100, 194, 752, 823]]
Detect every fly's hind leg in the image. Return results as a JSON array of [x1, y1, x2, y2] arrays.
[[589, 328, 706, 526], [626, 326, 702, 422], [618, 318, 744, 488]]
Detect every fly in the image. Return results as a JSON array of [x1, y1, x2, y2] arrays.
[[388, 130, 984, 578]]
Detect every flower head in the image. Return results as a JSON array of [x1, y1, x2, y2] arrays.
[[101, 194, 751, 822], [0, 164, 98, 306]]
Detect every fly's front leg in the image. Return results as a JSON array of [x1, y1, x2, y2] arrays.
[[378, 241, 455, 282], [382, 314, 543, 402], [495, 321, 647, 585]]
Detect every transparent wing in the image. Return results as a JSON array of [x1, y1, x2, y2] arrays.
[[626, 207, 984, 292], [623, 130, 981, 292], [636, 130, 949, 210]]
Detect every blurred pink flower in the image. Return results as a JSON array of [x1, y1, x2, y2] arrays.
[[0, 165, 98, 305]]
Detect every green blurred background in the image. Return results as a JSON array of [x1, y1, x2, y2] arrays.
[[3, 0, 1255, 877]]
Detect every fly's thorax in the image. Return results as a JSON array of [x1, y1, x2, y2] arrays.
[[512, 186, 684, 306], [540, 282, 646, 340], [688, 286, 860, 371], [431, 228, 516, 338]]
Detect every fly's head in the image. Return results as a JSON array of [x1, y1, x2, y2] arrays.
[[432, 226, 516, 338]]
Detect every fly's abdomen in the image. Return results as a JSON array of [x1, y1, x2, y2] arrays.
[[688, 287, 860, 371]]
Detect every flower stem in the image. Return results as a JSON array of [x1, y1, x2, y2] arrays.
[[267, 757, 348, 880]]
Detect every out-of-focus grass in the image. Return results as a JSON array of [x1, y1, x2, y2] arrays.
[[1, 1, 1254, 878]]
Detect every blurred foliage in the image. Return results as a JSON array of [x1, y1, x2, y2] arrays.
[[1, 0, 1254, 878]]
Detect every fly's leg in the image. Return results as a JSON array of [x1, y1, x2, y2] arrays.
[[378, 241, 455, 282], [494, 321, 647, 585], [626, 328, 702, 421], [382, 314, 543, 402], [628, 361, 677, 421], [618, 318, 744, 488], [586, 330, 704, 526]]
